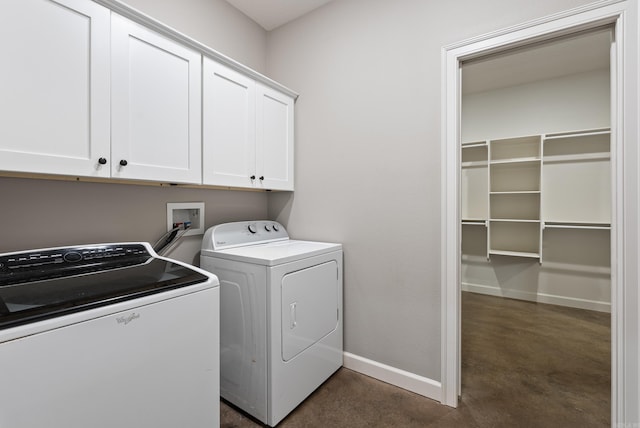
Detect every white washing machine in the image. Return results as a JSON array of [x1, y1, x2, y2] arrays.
[[0, 242, 219, 428], [200, 220, 343, 426]]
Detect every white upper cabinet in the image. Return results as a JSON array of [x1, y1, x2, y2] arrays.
[[202, 59, 256, 188], [256, 84, 294, 191], [203, 59, 294, 191], [111, 14, 202, 184], [0, 0, 111, 177], [2, 0, 294, 189]]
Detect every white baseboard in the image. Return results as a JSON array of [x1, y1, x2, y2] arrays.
[[343, 352, 442, 402], [461, 282, 611, 313]]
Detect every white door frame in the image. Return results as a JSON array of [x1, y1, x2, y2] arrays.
[[441, 1, 639, 424]]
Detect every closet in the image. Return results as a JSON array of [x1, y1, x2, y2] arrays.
[[460, 28, 612, 312]]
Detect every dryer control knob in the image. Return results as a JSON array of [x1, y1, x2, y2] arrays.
[[272, 224, 279, 232], [248, 224, 257, 234], [264, 225, 272, 232]]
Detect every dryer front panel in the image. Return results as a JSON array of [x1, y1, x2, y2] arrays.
[[281, 260, 339, 361], [268, 249, 343, 427]]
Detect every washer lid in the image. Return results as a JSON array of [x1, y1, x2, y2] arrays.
[[202, 240, 341, 266], [0, 243, 211, 330]]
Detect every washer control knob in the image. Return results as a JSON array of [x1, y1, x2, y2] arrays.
[[264, 224, 272, 232], [63, 252, 83, 262], [272, 224, 279, 232], [248, 224, 257, 234]]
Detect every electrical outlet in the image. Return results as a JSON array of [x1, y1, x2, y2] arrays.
[[167, 202, 205, 236]]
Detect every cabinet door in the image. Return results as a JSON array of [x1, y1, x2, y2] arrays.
[[111, 15, 202, 184], [256, 84, 295, 191], [202, 59, 256, 188], [0, 0, 110, 177]]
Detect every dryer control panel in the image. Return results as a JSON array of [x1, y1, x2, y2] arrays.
[[202, 221, 289, 251]]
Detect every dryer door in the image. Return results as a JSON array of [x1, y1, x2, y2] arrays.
[[281, 260, 339, 361]]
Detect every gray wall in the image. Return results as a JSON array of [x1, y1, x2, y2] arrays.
[[0, 178, 267, 265], [0, 0, 269, 264], [122, 0, 268, 73], [265, 0, 594, 380]]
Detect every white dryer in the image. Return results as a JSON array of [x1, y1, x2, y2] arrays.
[[200, 220, 342, 426]]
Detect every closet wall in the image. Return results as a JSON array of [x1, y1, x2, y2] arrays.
[[462, 69, 609, 142], [461, 55, 611, 312]]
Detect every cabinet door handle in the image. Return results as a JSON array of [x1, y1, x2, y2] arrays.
[[119, 159, 128, 167], [98, 157, 107, 165], [259, 176, 264, 181], [250, 175, 256, 180]]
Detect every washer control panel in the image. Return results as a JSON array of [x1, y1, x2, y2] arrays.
[[0, 244, 151, 286], [204, 221, 289, 251]]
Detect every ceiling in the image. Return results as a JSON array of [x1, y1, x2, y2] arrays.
[[462, 27, 612, 94], [224, 0, 334, 31], [222, 2, 610, 92]]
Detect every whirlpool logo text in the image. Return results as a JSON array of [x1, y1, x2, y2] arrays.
[[116, 313, 140, 325]]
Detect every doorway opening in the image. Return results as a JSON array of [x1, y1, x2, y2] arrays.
[[441, 1, 639, 425], [458, 27, 612, 425]]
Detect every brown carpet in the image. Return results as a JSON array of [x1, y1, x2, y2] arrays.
[[221, 292, 610, 427]]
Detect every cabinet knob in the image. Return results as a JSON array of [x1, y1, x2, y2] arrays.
[[259, 176, 264, 181], [98, 157, 107, 165], [250, 175, 256, 180], [119, 159, 128, 167]]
